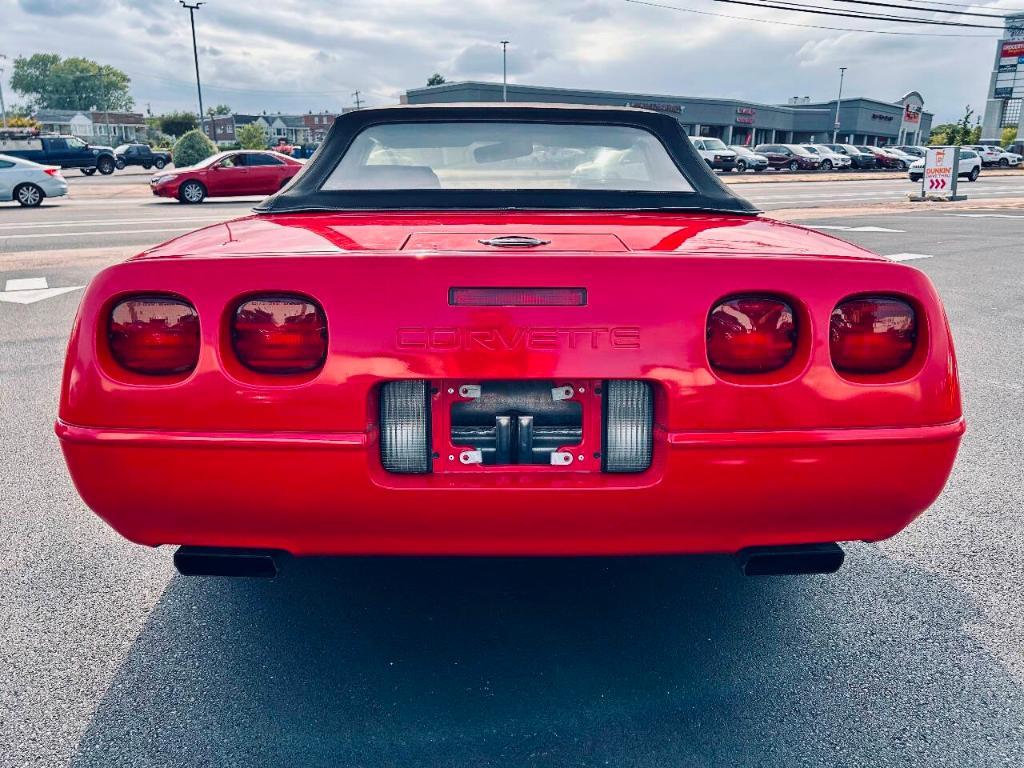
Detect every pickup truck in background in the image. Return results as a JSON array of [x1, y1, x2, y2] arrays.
[[0, 132, 118, 175], [114, 143, 173, 170]]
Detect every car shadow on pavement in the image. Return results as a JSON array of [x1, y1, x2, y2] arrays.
[[71, 545, 1023, 767]]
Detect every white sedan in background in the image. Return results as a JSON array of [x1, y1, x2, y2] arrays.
[[0, 153, 68, 207], [908, 148, 982, 183]]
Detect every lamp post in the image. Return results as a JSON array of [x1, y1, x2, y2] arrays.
[[831, 66, 847, 144], [0, 54, 8, 130], [500, 40, 509, 102], [180, 1, 207, 137]]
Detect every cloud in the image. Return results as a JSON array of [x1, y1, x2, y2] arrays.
[[0, 0, 1003, 121], [17, 0, 93, 16], [452, 43, 550, 77]]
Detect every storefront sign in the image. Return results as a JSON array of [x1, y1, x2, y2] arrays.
[[1001, 40, 1024, 57], [1000, 63, 1018, 72], [736, 107, 756, 116], [626, 102, 683, 114], [871, 112, 895, 121], [903, 104, 921, 124], [996, 87, 1014, 98]]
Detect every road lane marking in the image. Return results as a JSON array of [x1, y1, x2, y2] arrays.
[[0, 226, 196, 241], [808, 225, 905, 232], [945, 213, 1024, 218], [0, 216, 229, 231], [883, 253, 934, 261]]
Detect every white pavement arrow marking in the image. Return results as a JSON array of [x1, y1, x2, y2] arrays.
[[0, 276, 84, 305], [883, 252, 934, 262]]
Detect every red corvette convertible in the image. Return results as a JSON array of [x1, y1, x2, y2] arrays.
[[57, 104, 963, 577], [149, 150, 302, 203]]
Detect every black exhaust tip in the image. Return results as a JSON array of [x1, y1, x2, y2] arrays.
[[737, 542, 844, 576], [173, 546, 279, 578]]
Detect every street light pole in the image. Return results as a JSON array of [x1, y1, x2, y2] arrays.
[[500, 41, 509, 102], [831, 66, 847, 144], [180, 1, 207, 137], [0, 54, 8, 130]]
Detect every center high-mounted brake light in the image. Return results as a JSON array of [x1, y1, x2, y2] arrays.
[[449, 287, 587, 306], [707, 296, 797, 373], [232, 294, 327, 373], [108, 295, 200, 375]]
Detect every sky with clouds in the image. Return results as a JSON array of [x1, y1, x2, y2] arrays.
[[0, 0, 1018, 122]]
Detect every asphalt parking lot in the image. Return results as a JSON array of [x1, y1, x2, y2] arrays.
[[1, 184, 1023, 766]]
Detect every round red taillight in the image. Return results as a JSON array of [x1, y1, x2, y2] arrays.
[[830, 296, 916, 373], [232, 294, 327, 373], [707, 296, 797, 373], [108, 295, 200, 375]]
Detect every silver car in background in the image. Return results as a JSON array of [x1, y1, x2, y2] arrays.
[[0, 153, 68, 207], [728, 145, 769, 172]]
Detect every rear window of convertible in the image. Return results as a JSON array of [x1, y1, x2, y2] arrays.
[[321, 122, 694, 192]]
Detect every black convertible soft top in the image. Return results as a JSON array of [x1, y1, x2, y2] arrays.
[[255, 103, 758, 215]]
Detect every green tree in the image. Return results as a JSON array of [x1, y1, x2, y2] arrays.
[[236, 121, 267, 150], [426, 73, 447, 86], [207, 104, 232, 116], [145, 131, 175, 150], [172, 129, 217, 167], [1001, 126, 1017, 147], [929, 123, 954, 145], [157, 111, 198, 138], [11, 54, 133, 111]]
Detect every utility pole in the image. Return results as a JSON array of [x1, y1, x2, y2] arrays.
[[831, 66, 847, 144], [352, 90, 362, 110], [180, 1, 207, 137], [500, 41, 509, 102], [0, 54, 8, 130]]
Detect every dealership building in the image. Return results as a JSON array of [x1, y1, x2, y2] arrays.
[[404, 81, 932, 147], [981, 12, 1024, 142]]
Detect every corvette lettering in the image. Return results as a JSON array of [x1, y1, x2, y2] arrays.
[[397, 326, 641, 351]]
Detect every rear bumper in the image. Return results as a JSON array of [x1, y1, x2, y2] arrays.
[[56, 417, 964, 556]]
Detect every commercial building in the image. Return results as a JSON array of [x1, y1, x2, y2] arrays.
[[981, 12, 1024, 142], [404, 82, 932, 147]]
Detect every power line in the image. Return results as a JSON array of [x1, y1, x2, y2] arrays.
[[895, 0, 1024, 11], [622, 0, 1001, 35], [809, 0, 1009, 18], [712, 0, 1005, 28]]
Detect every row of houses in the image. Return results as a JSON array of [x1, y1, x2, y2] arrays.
[[31, 108, 344, 147], [203, 111, 341, 146], [34, 109, 148, 142]]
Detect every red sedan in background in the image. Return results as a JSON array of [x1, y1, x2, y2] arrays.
[[150, 150, 303, 203], [857, 146, 906, 170]]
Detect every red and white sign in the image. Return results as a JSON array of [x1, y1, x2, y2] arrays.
[[1001, 40, 1024, 58], [923, 147, 956, 196]]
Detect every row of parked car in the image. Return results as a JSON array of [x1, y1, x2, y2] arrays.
[[688, 137, 1023, 174]]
